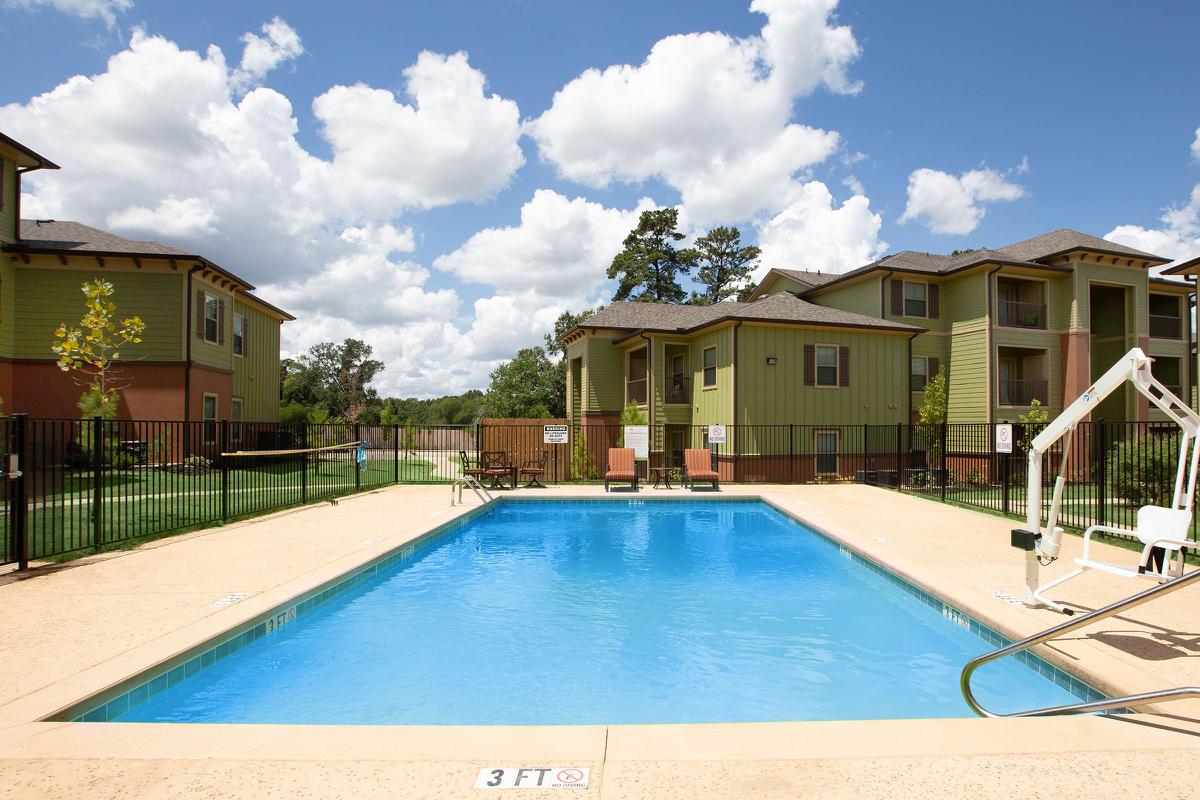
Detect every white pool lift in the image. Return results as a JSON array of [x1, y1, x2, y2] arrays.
[[1014, 347, 1199, 613]]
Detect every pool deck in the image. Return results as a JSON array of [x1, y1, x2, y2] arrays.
[[1, 483, 1198, 798]]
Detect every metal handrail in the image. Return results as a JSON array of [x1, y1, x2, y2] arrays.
[[961, 568, 1200, 717], [451, 473, 494, 506]]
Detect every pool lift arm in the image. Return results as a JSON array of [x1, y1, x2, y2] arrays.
[[1014, 348, 1200, 613]]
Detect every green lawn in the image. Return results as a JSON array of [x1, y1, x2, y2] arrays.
[[26, 458, 442, 560]]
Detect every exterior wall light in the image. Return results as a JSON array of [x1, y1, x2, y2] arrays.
[[766, 357, 778, 365]]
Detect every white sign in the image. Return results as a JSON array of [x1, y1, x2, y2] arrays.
[[475, 767, 590, 789], [624, 425, 650, 460], [543, 424, 569, 444], [708, 424, 727, 444], [995, 423, 1013, 454]]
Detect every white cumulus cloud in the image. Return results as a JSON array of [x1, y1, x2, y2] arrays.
[[527, 0, 859, 224], [3, 0, 131, 26], [1107, 185, 1200, 267], [899, 166, 1027, 236], [232, 17, 304, 92], [754, 181, 886, 275], [434, 189, 651, 300]]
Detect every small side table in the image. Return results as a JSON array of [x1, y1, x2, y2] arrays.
[[649, 466, 677, 489]]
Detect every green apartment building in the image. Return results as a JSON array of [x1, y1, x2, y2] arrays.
[[0, 131, 293, 424], [563, 229, 1193, 476]]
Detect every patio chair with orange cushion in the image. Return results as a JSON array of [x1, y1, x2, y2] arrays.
[[683, 448, 719, 490], [459, 450, 492, 484], [604, 448, 638, 492], [519, 451, 548, 488]]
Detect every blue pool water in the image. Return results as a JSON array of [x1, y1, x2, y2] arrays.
[[115, 499, 1084, 724]]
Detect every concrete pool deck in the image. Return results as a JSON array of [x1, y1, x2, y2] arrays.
[[0, 484, 1198, 798]]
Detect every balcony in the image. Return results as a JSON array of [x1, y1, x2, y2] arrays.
[[665, 375, 689, 404], [626, 378, 647, 406], [999, 378, 1048, 406], [1150, 314, 1182, 339], [998, 300, 1046, 329]]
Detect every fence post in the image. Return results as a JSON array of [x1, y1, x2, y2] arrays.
[[354, 422, 362, 492], [92, 415, 103, 552], [939, 423, 948, 503], [13, 413, 28, 570], [862, 423, 869, 483], [1096, 420, 1107, 527], [895, 422, 902, 489], [393, 424, 399, 484], [300, 421, 308, 505], [220, 419, 229, 521], [789, 424, 795, 484]]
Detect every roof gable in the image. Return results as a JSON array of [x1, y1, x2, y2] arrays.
[[997, 228, 1169, 264]]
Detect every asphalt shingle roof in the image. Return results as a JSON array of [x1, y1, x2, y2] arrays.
[[772, 268, 839, 287], [16, 220, 193, 257], [584, 293, 921, 335], [997, 228, 1168, 263]]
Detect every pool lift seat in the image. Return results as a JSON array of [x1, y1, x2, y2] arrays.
[[1014, 348, 1200, 614]]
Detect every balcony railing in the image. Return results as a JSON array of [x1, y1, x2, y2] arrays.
[[665, 375, 689, 404], [626, 378, 647, 406], [999, 378, 1048, 406], [998, 300, 1047, 329], [1150, 314, 1182, 339]]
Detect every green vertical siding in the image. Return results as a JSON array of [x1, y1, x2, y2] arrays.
[[14, 267, 184, 360], [1072, 262, 1148, 336], [0, 156, 15, 242], [190, 285, 234, 370], [808, 277, 880, 317], [757, 274, 814, 298], [565, 338, 586, 420], [231, 301, 282, 421], [585, 336, 624, 413], [691, 326, 733, 425], [736, 325, 909, 429], [947, 328, 988, 423], [0, 255, 15, 358]]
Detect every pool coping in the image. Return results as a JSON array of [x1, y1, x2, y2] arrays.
[[52, 493, 1104, 725]]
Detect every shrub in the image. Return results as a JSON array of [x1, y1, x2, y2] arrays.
[[571, 428, 596, 480], [1107, 435, 1178, 506]]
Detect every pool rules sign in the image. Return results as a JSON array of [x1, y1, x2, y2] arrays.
[[475, 767, 590, 789]]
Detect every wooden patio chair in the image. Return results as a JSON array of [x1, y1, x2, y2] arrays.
[[683, 448, 719, 490], [519, 451, 548, 488], [604, 448, 638, 492]]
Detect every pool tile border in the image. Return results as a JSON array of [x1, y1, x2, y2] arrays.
[[60, 495, 1104, 723]]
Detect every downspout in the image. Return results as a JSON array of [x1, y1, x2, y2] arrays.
[[880, 271, 894, 317], [907, 331, 919, 424], [185, 266, 203, 427], [985, 266, 1003, 424]]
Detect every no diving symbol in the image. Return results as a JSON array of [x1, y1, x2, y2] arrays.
[[557, 769, 584, 785]]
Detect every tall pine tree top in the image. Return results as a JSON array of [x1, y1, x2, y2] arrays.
[[606, 208, 697, 303]]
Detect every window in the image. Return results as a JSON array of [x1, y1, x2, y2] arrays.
[[204, 294, 219, 343], [626, 347, 648, 405], [1149, 294, 1183, 339], [233, 314, 246, 356], [1154, 357, 1183, 398], [904, 281, 928, 317], [815, 430, 839, 476], [911, 356, 928, 391], [202, 394, 218, 444], [231, 398, 244, 443], [815, 345, 838, 387], [702, 346, 717, 388]]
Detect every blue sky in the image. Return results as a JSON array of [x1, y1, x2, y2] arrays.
[[2, 0, 1199, 395]]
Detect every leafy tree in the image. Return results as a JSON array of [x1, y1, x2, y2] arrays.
[[918, 366, 948, 426], [689, 226, 760, 305], [607, 208, 697, 303], [52, 279, 145, 419], [545, 307, 602, 356], [615, 401, 649, 447], [736, 282, 759, 302], [484, 347, 563, 418], [1017, 398, 1049, 454], [281, 339, 385, 421]]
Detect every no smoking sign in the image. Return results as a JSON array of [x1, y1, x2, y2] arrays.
[[475, 767, 590, 789]]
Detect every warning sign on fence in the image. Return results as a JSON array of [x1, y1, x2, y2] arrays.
[[543, 425, 569, 444], [708, 424, 727, 444], [995, 423, 1013, 454]]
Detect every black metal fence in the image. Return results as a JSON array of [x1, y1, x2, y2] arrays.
[[1, 415, 1194, 568]]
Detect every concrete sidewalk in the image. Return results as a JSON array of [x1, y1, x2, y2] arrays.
[[0, 484, 1197, 799]]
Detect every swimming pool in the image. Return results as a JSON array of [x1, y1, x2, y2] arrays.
[[86, 498, 1095, 724]]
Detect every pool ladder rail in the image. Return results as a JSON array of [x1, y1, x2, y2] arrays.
[[961, 567, 1200, 717], [451, 473, 494, 506]]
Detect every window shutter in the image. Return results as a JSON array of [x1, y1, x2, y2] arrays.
[[838, 346, 850, 386], [929, 357, 940, 378], [928, 284, 940, 318], [195, 290, 205, 340], [803, 344, 815, 386], [243, 316, 249, 355], [217, 300, 225, 345], [891, 280, 903, 315]]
